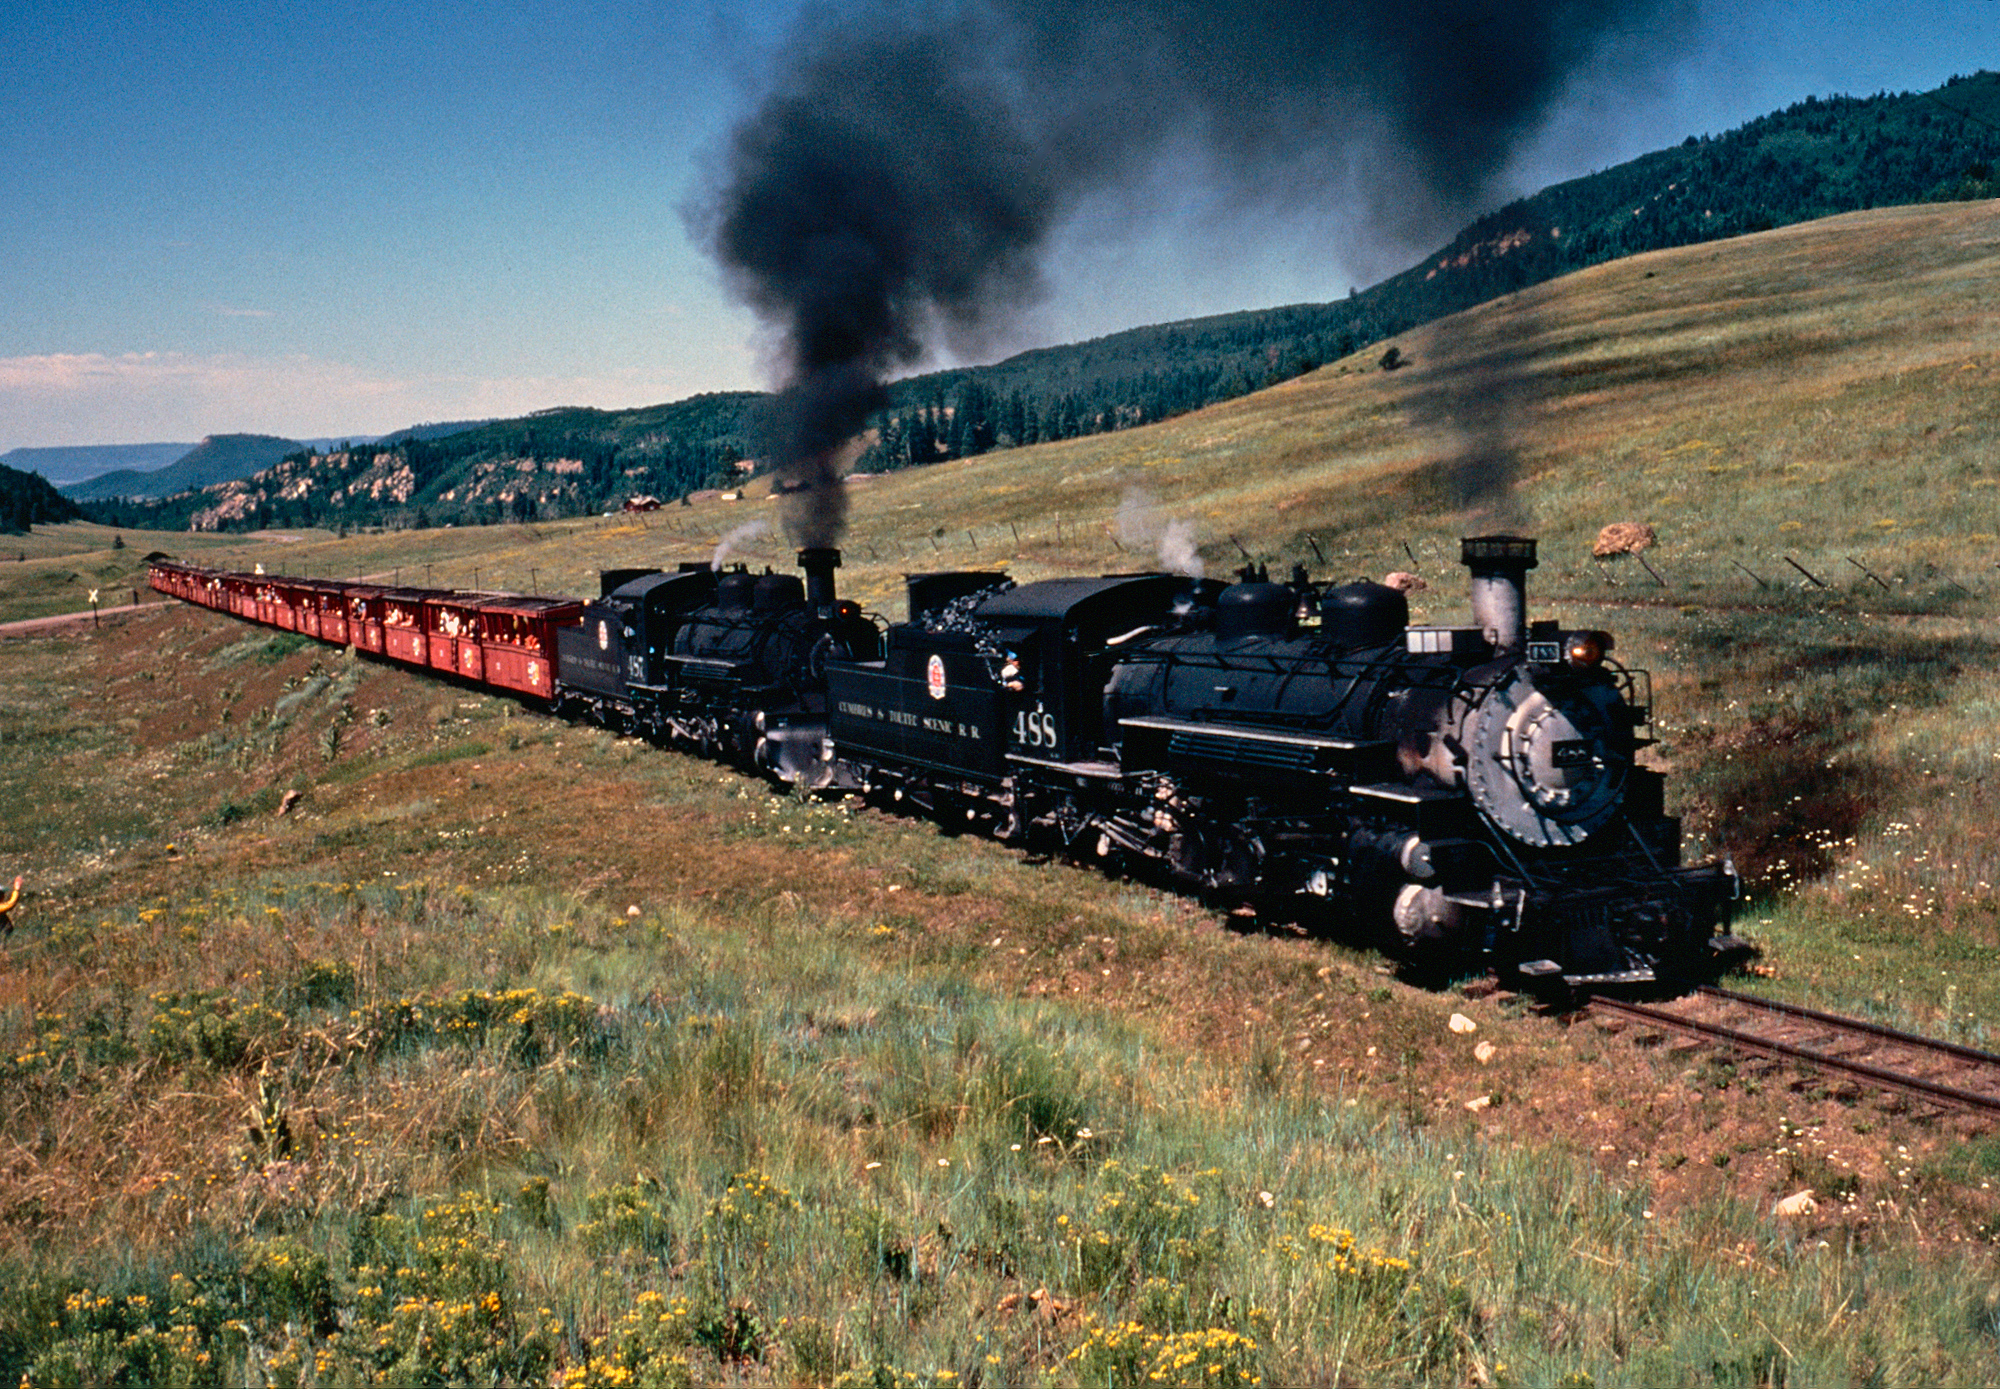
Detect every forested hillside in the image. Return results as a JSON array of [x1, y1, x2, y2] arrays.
[[856, 71, 2000, 473], [78, 71, 2000, 535], [83, 396, 762, 533], [0, 463, 82, 534]]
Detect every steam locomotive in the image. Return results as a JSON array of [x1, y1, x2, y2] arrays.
[[149, 535, 1747, 993]]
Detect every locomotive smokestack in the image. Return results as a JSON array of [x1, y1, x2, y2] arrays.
[[1461, 535, 1537, 653], [798, 546, 841, 619]]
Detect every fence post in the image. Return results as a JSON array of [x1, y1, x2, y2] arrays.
[[1844, 556, 1890, 591], [1783, 556, 1829, 588]]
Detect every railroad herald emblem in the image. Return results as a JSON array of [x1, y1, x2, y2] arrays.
[[926, 654, 947, 700]]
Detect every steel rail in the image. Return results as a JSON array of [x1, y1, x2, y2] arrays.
[[1697, 986, 2000, 1069], [1587, 994, 2000, 1117]]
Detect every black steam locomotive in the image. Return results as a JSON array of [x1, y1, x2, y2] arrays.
[[151, 535, 1747, 992], [819, 536, 1745, 991], [550, 547, 881, 782]]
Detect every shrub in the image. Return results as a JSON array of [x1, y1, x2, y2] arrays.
[[703, 1169, 800, 1258], [433, 986, 610, 1064], [345, 1192, 558, 1385], [145, 990, 285, 1070], [1067, 1318, 1263, 1389], [976, 1039, 1087, 1145], [239, 1236, 336, 1336], [578, 1181, 676, 1258], [19, 1283, 253, 1389], [278, 958, 356, 1014]]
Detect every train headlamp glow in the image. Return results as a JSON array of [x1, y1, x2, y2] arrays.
[[1565, 632, 1607, 667]]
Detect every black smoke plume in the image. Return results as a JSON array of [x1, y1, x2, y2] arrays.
[[697, 0, 1691, 542], [1408, 311, 1538, 532]]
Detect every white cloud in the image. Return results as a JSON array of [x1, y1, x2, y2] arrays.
[[0, 351, 754, 448]]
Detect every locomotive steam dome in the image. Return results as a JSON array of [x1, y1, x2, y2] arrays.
[[1462, 668, 1631, 847], [1214, 581, 1296, 640], [1320, 580, 1408, 649]]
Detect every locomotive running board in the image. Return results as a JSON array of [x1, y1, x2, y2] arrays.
[[1004, 753, 1124, 779], [1118, 717, 1396, 780]]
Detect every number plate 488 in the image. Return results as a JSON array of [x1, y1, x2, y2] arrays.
[[1012, 705, 1058, 750]]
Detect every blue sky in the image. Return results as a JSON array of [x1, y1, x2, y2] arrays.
[[0, 0, 1990, 449]]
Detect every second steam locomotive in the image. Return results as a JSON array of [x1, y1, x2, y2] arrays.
[[151, 535, 1746, 992]]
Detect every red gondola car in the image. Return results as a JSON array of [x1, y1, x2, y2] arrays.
[[146, 558, 583, 707]]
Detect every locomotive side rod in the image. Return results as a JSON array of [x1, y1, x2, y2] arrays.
[[1587, 992, 2000, 1118]]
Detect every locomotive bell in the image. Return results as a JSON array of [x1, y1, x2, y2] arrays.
[[1461, 535, 1537, 653]]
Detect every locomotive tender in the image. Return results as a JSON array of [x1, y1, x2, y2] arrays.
[[149, 534, 1746, 992]]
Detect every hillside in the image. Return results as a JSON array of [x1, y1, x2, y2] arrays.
[[8, 200, 2000, 1385], [0, 442, 194, 487], [7, 200, 2000, 1386], [62, 433, 316, 502], [0, 462, 82, 534], [19, 198, 2000, 913], [1355, 70, 2000, 328], [81, 396, 764, 532], [76, 71, 2000, 536]]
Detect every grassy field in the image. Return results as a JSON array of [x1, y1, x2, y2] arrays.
[[5, 200, 2000, 1384]]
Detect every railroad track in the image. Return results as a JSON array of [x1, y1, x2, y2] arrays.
[[1589, 986, 2000, 1118]]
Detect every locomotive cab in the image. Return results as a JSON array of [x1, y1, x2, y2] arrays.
[[976, 574, 1217, 766]]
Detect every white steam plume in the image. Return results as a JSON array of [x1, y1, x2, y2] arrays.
[[1114, 486, 1204, 578], [711, 518, 771, 571]]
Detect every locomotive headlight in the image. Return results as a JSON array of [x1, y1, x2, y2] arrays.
[[1565, 631, 1610, 667]]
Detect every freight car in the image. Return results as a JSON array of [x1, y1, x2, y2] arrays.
[[148, 536, 1747, 993], [150, 559, 584, 700]]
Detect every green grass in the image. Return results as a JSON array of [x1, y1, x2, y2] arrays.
[[7, 876, 2000, 1386]]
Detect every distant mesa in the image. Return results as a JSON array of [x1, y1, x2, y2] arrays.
[[0, 442, 196, 488], [58, 434, 312, 502]]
